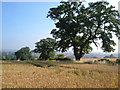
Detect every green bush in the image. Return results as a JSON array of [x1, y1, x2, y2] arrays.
[[55, 57, 71, 61], [116, 59, 120, 64], [106, 60, 114, 64], [57, 54, 65, 58], [97, 58, 116, 65], [99, 58, 110, 62]]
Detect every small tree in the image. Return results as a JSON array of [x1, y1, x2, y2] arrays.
[[15, 47, 32, 60], [34, 38, 57, 60]]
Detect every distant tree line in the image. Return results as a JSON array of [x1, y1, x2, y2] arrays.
[[0, 52, 16, 60]]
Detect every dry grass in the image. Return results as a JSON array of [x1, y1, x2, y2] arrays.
[[2, 60, 118, 88]]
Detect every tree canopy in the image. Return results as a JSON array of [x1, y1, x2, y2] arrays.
[[15, 47, 32, 60], [47, 1, 120, 60], [34, 38, 57, 60]]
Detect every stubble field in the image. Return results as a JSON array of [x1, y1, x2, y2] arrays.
[[2, 59, 119, 88]]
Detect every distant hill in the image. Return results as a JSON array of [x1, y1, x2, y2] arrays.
[[63, 52, 118, 59]]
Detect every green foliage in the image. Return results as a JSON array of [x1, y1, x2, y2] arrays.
[[55, 57, 71, 61], [106, 60, 114, 64], [52, 54, 72, 61], [97, 58, 110, 63], [57, 54, 65, 58], [99, 58, 110, 62], [97, 58, 115, 65], [47, 1, 120, 60], [15, 47, 32, 60], [34, 38, 57, 60]]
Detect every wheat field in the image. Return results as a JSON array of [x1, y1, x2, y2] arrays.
[[2, 60, 118, 88]]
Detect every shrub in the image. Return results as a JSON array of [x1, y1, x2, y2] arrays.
[[51, 54, 72, 61], [55, 57, 71, 61], [99, 58, 110, 62], [116, 59, 120, 64], [106, 60, 114, 64], [57, 54, 65, 58], [97, 58, 116, 65]]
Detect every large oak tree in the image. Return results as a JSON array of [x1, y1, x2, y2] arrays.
[[47, 1, 120, 60]]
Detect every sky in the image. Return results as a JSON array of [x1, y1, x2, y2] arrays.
[[1, 0, 120, 53], [2, 2, 60, 51]]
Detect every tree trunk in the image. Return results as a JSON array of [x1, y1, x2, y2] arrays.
[[75, 56, 81, 61], [74, 53, 83, 61], [73, 46, 83, 61]]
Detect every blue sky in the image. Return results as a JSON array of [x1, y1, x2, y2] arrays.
[[2, 1, 119, 52], [2, 2, 60, 50]]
